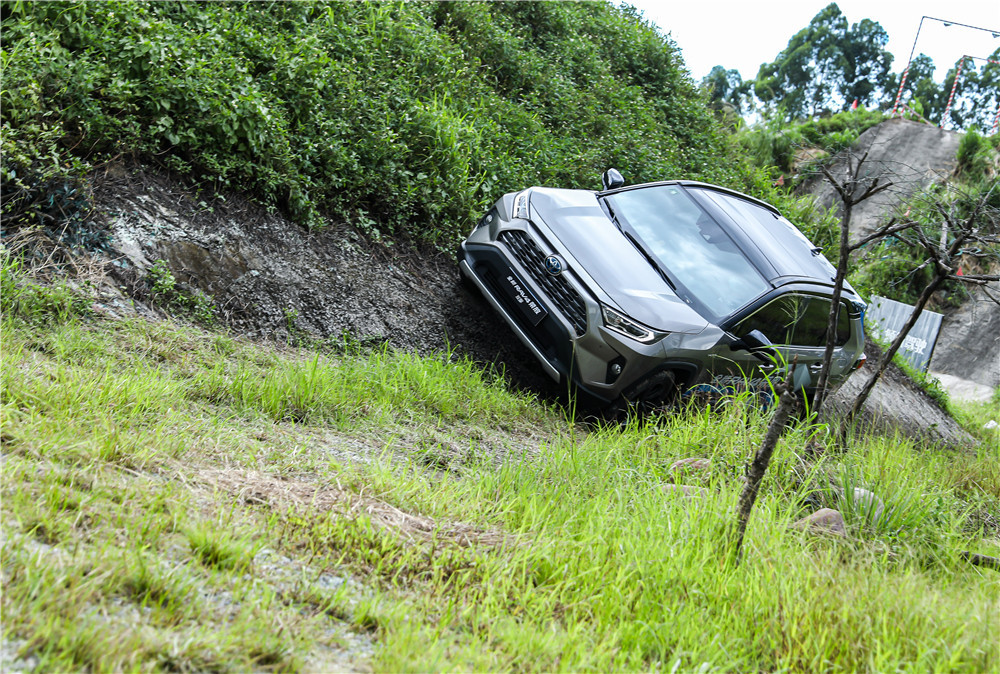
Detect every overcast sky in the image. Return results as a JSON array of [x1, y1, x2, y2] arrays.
[[628, 0, 1000, 84]]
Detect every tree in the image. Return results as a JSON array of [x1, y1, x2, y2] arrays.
[[838, 19, 895, 108], [754, 3, 895, 119], [730, 360, 800, 565], [887, 53, 945, 119], [701, 65, 754, 117], [810, 149, 905, 415], [940, 48, 1000, 131], [840, 183, 1000, 440], [969, 48, 1000, 131]]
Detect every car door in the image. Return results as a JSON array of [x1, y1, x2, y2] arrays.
[[720, 292, 852, 392]]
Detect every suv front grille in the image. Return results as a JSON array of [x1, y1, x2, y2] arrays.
[[500, 230, 588, 335]]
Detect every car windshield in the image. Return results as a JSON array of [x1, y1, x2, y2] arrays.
[[606, 185, 769, 318]]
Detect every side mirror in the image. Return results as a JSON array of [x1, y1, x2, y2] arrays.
[[741, 329, 772, 351], [602, 168, 625, 191], [731, 329, 777, 363]]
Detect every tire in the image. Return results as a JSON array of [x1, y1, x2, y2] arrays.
[[607, 369, 678, 419]]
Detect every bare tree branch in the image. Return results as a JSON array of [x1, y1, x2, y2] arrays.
[[849, 218, 917, 251]]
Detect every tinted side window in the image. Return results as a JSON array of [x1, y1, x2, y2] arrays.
[[735, 295, 850, 347]]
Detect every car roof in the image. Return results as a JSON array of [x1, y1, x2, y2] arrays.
[[597, 180, 781, 216]]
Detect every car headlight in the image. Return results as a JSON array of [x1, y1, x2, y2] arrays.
[[513, 191, 530, 220], [601, 305, 667, 343]]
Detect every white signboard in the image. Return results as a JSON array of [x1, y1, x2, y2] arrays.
[[865, 295, 944, 373]]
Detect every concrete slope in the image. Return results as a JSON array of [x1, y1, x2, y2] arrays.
[[800, 117, 962, 240], [929, 280, 1000, 390]]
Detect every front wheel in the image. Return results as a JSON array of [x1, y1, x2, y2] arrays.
[[605, 369, 678, 419]]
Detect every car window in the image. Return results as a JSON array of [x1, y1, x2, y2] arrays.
[[607, 186, 769, 318], [734, 294, 851, 347], [696, 188, 836, 281]]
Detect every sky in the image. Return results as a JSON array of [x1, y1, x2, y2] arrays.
[[628, 0, 1000, 84]]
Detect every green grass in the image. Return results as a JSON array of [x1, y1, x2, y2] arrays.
[[2, 267, 998, 671]]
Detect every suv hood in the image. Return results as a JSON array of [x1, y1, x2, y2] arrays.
[[528, 188, 709, 334]]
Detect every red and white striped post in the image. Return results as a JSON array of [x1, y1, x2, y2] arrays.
[[940, 56, 970, 129]]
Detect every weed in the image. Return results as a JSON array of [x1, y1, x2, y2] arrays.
[[3, 302, 998, 671], [184, 523, 260, 572], [146, 259, 216, 325], [0, 249, 91, 324]]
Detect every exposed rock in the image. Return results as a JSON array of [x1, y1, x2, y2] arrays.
[[824, 341, 973, 448], [984, 420, 998, 431], [790, 508, 847, 537], [930, 372, 996, 403], [798, 118, 961, 241], [669, 458, 711, 474], [929, 279, 1000, 392], [661, 484, 709, 499], [849, 488, 886, 521], [92, 166, 561, 399], [799, 118, 997, 406]]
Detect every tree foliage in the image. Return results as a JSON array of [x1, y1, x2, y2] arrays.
[[702, 66, 754, 117], [0, 0, 754, 246], [937, 48, 1000, 130], [754, 3, 894, 120]]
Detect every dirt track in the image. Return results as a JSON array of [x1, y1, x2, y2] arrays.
[[83, 164, 973, 447]]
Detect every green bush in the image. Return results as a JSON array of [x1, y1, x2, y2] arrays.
[[955, 128, 994, 182], [1, 1, 750, 247], [738, 108, 886, 176], [0, 251, 91, 325]]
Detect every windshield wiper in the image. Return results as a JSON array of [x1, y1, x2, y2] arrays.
[[620, 228, 677, 291], [605, 201, 678, 291]]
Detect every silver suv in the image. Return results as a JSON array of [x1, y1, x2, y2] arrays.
[[458, 171, 866, 411]]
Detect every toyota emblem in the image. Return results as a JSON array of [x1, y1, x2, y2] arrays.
[[544, 255, 565, 276]]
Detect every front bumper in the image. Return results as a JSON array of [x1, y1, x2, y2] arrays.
[[458, 232, 693, 404]]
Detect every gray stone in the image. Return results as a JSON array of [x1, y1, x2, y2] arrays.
[[790, 508, 848, 537], [661, 483, 709, 499], [850, 488, 886, 521], [669, 458, 711, 474]]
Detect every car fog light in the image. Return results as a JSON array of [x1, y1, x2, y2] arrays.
[[611, 363, 622, 375]]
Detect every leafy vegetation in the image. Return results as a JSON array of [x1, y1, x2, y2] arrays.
[[738, 107, 886, 177], [850, 179, 1000, 306], [1, 0, 757, 245], [753, 3, 895, 120], [2, 253, 998, 672]]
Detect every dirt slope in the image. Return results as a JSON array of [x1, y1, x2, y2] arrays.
[[95, 167, 561, 400], [82, 165, 971, 446]]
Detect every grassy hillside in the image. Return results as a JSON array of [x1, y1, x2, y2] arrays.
[[4, 3, 999, 670], [1, 0, 761, 245], [2, 255, 999, 671]]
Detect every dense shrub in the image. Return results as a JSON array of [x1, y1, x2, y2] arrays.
[[1, 1, 754, 246], [739, 108, 886, 176], [955, 128, 996, 183]]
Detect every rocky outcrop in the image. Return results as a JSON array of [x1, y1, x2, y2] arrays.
[[929, 280, 1000, 390], [800, 118, 997, 401], [799, 118, 962, 241], [824, 341, 972, 447]]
